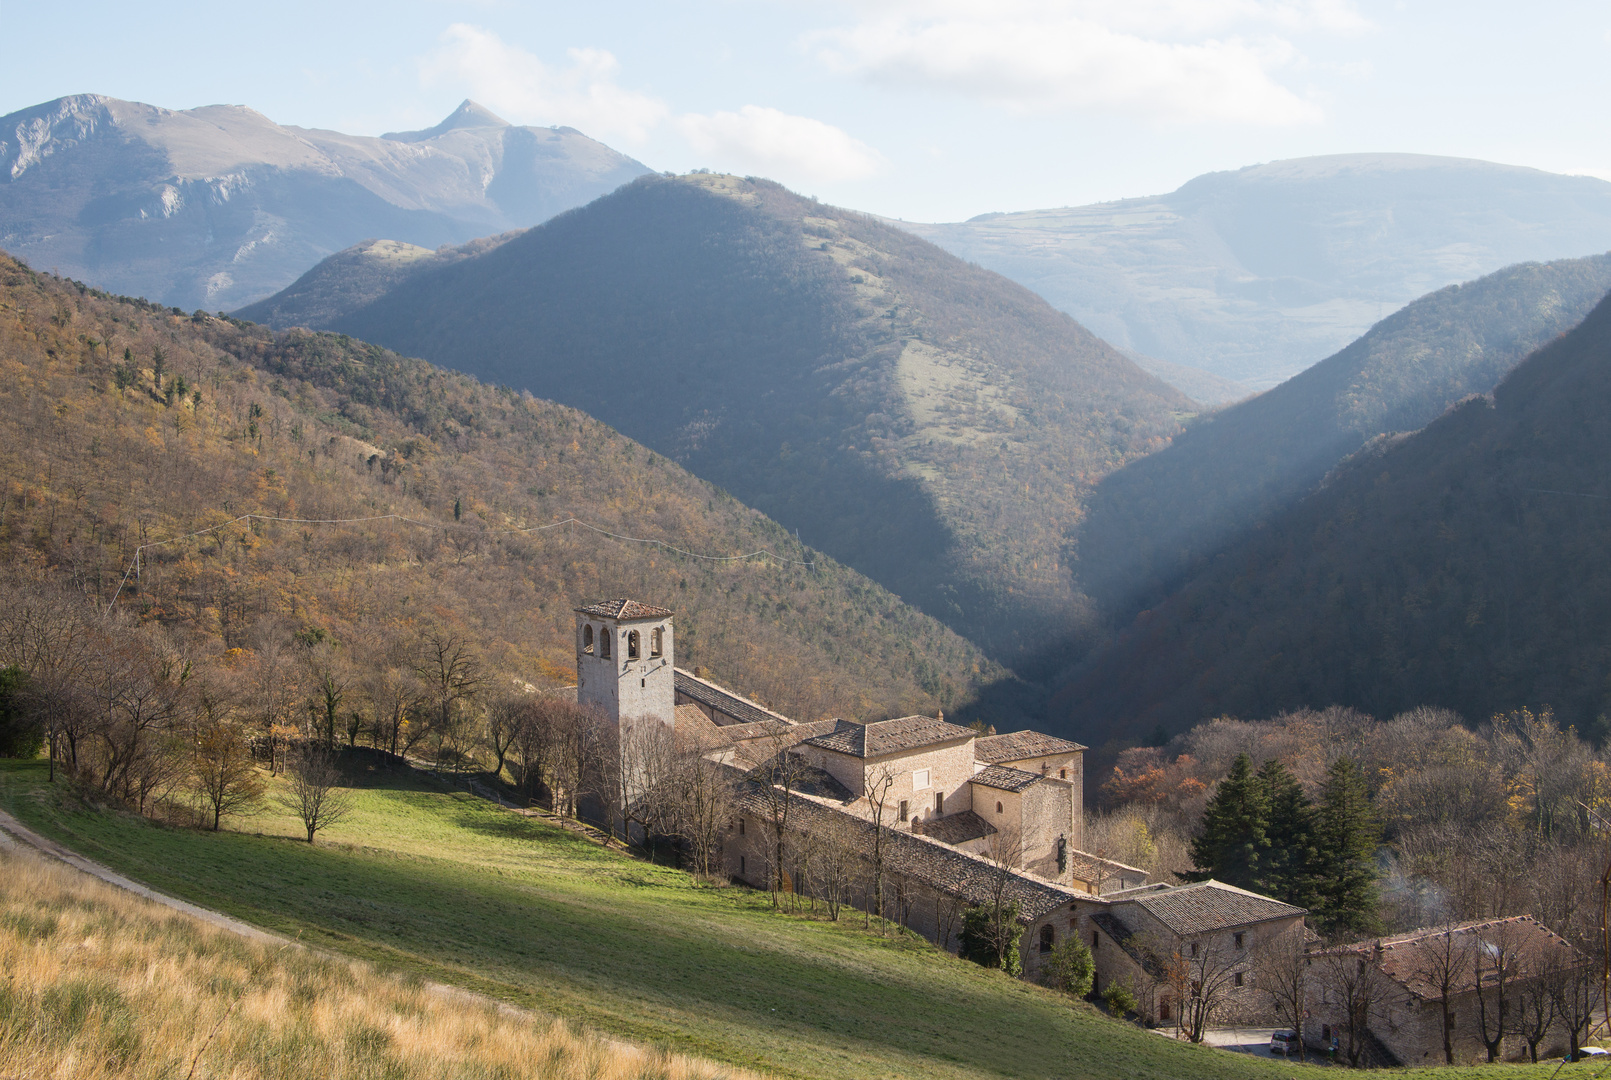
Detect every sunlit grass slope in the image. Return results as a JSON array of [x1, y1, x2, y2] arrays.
[[0, 759, 1580, 1080], [0, 838, 754, 1080]]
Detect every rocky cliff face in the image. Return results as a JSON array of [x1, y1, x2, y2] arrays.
[[0, 95, 648, 310]]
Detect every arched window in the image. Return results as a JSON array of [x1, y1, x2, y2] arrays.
[[582, 624, 595, 655], [627, 630, 640, 659], [996, 801, 1003, 814], [600, 629, 612, 659], [650, 627, 663, 657], [1039, 924, 1054, 954]]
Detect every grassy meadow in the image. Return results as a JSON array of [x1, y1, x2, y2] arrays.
[[0, 838, 754, 1080], [0, 757, 1596, 1080]]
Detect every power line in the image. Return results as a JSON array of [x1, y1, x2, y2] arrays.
[[1527, 488, 1611, 501], [105, 511, 816, 614]]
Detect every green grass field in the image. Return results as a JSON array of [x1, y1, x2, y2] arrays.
[[0, 759, 1587, 1080]]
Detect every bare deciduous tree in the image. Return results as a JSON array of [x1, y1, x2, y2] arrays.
[[280, 746, 355, 843], [1313, 944, 1391, 1067], [189, 688, 264, 830], [1252, 926, 1310, 1061], [1408, 924, 1473, 1065]]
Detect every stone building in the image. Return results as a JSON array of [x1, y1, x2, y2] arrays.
[[567, 597, 1297, 986], [1303, 917, 1587, 1066], [1067, 880, 1307, 1027]]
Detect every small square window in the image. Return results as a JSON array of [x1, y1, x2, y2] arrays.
[[1234, 932, 1245, 949], [1190, 942, 1199, 958], [1234, 972, 1244, 988]]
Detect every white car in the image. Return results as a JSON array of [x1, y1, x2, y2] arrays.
[[1567, 1047, 1610, 1062]]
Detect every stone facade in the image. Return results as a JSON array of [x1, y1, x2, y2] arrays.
[[575, 599, 676, 729]]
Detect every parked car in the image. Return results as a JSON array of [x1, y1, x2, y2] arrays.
[[1566, 1047, 1610, 1062], [1270, 1032, 1301, 1056]]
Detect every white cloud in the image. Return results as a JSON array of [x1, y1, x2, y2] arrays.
[[677, 105, 886, 183], [808, 0, 1371, 125], [422, 24, 669, 142]]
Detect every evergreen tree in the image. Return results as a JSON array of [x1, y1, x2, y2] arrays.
[[1188, 753, 1269, 890], [1313, 756, 1381, 938], [1257, 758, 1319, 908]]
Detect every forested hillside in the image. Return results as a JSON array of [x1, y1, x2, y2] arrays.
[[0, 251, 999, 723], [274, 173, 1193, 671], [1056, 287, 1611, 749], [1080, 255, 1611, 617]]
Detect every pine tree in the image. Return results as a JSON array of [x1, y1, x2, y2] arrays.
[[1257, 758, 1319, 908], [1188, 753, 1269, 890], [1313, 756, 1381, 938]]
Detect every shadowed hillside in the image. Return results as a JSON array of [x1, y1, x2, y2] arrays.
[[282, 173, 1192, 672], [1079, 254, 1611, 619], [1055, 286, 1611, 748], [0, 250, 1000, 723]]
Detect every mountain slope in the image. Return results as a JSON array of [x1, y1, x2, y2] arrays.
[[0, 249, 1000, 722], [1079, 254, 1611, 617], [292, 173, 1193, 670], [906, 154, 1611, 390], [0, 95, 648, 311], [1054, 286, 1611, 747]]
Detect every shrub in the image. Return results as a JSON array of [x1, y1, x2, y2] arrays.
[[1042, 938, 1095, 997], [1102, 980, 1139, 1017]]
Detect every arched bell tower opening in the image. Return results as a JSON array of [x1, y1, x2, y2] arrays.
[[573, 598, 676, 730]]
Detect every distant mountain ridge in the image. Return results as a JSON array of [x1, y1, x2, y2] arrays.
[[905, 154, 1611, 390], [1077, 253, 1611, 618], [252, 172, 1193, 681], [0, 94, 649, 311], [1055, 281, 1611, 747]]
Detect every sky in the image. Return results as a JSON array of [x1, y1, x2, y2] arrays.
[[3, 0, 1609, 223]]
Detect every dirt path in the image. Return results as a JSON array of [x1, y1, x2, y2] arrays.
[[0, 807, 602, 1030]]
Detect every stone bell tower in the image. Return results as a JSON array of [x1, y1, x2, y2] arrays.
[[573, 598, 676, 728]]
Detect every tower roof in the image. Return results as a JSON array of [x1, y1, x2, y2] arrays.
[[574, 598, 674, 620]]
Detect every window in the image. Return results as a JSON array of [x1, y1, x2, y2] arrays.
[[627, 630, 640, 659], [934, 792, 944, 814], [996, 801, 1003, 814], [1092, 931, 1099, 949], [1234, 972, 1244, 987], [1059, 768, 1067, 779], [740, 855, 746, 875], [650, 627, 663, 657], [912, 768, 931, 789], [738, 818, 745, 836], [1234, 932, 1245, 949], [1190, 942, 1199, 958], [582, 624, 594, 654], [600, 629, 612, 659], [898, 800, 909, 822], [1039, 925, 1054, 954]]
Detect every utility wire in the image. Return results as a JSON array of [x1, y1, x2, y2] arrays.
[[105, 511, 815, 614]]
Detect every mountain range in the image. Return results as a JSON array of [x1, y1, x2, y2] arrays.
[[0, 249, 995, 723], [905, 154, 1611, 393], [244, 173, 1194, 678], [0, 95, 647, 312], [1076, 253, 1611, 619], [1055, 278, 1611, 748]]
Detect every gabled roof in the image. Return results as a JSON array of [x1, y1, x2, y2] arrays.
[[1124, 880, 1305, 935], [973, 730, 1087, 764], [674, 668, 795, 727], [913, 810, 997, 845], [575, 598, 674, 620], [970, 764, 1045, 793], [1329, 917, 1585, 1001], [803, 715, 975, 758]]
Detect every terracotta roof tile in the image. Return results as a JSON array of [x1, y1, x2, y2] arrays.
[[1328, 917, 1585, 1000], [804, 715, 976, 758], [974, 730, 1087, 764], [575, 598, 674, 620]]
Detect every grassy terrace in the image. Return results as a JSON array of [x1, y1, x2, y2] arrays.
[[0, 758, 1583, 1080]]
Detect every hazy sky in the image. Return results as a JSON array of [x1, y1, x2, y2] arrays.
[[4, 1, 1608, 222]]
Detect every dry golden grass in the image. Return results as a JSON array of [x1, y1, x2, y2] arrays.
[[0, 844, 761, 1080]]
